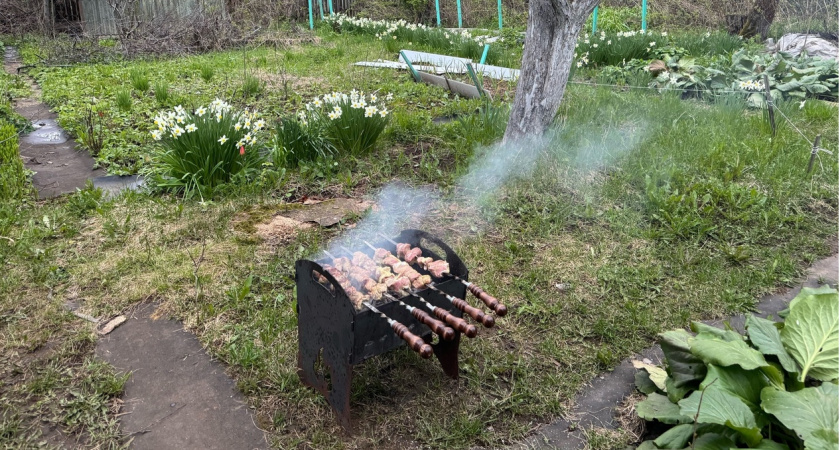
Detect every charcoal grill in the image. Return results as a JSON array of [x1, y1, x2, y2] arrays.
[[296, 229, 488, 429]]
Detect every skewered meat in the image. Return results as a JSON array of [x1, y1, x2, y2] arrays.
[[323, 266, 368, 308], [415, 256, 450, 278], [396, 243, 423, 263]]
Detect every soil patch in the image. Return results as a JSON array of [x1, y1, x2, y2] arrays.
[[279, 197, 373, 227]]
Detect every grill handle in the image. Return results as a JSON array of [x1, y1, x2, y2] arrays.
[[467, 285, 508, 317], [431, 307, 477, 338], [410, 308, 455, 341], [391, 321, 433, 358], [451, 297, 495, 328]]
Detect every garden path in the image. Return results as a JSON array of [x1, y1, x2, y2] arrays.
[[521, 254, 839, 449], [4, 48, 143, 199], [95, 303, 267, 449]]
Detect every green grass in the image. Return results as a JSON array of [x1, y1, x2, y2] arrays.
[[1, 29, 837, 449]]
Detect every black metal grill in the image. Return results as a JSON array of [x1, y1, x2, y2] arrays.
[[295, 229, 470, 429]]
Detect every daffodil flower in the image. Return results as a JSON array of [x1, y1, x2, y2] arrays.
[[218, 135, 228, 145], [186, 124, 197, 133]]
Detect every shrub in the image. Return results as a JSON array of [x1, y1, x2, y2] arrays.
[[154, 81, 170, 105], [271, 116, 334, 168], [0, 122, 30, 201], [146, 99, 266, 197], [299, 90, 391, 156], [129, 68, 149, 93], [634, 286, 839, 450], [115, 90, 132, 112]]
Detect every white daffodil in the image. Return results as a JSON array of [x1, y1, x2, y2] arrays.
[[234, 123, 242, 131], [218, 135, 228, 145], [254, 119, 266, 130], [150, 129, 162, 140], [378, 108, 388, 118], [195, 107, 206, 116], [185, 124, 197, 133], [328, 111, 338, 120]]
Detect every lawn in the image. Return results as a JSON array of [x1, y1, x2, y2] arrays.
[[1, 20, 837, 449]]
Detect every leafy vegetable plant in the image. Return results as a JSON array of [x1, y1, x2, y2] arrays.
[[634, 286, 839, 450], [145, 99, 266, 198]]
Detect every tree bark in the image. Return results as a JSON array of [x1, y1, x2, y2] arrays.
[[503, 0, 599, 143]]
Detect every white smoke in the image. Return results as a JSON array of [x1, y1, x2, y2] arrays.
[[323, 119, 647, 252]]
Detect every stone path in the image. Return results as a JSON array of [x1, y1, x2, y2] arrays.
[[3, 47, 142, 198], [96, 304, 267, 449], [521, 255, 839, 449]]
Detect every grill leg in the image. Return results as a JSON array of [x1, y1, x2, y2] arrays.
[[297, 349, 354, 431], [428, 332, 461, 379]]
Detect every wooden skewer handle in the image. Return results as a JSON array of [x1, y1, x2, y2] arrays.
[[410, 308, 455, 341], [432, 307, 477, 338], [391, 321, 433, 358], [450, 297, 495, 328], [467, 285, 508, 316]]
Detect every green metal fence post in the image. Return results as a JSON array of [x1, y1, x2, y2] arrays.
[[400, 51, 422, 82], [318, 0, 323, 20], [497, 0, 503, 30], [479, 44, 490, 65], [308, 0, 314, 29], [591, 6, 598, 35], [328, 0, 333, 15], [457, 0, 462, 28], [435, 0, 441, 26], [641, 0, 647, 31]]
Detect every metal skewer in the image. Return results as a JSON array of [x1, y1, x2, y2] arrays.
[[377, 233, 508, 316], [361, 240, 495, 328], [337, 247, 475, 338], [326, 250, 455, 339], [364, 302, 432, 359]]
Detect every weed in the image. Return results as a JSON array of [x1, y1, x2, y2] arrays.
[[129, 68, 149, 93], [114, 89, 132, 112], [199, 64, 215, 82], [0, 122, 30, 200], [154, 80, 170, 105], [78, 107, 106, 156], [65, 180, 105, 217], [241, 74, 264, 99]]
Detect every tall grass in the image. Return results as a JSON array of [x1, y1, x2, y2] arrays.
[[271, 117, 334, 168], [0, 122, 29, 200], [154, 81, 170, 105], [115, 90, 132, 112], [129, 68, 149, 93]]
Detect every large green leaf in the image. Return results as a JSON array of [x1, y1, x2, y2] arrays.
[[739, 439, 791, 449], [637, 393, 692, 424], [690, 333, 769, 371], [691, 322, 741, 341], [700, 365, 770, 424], [654, 423, 694, 449], [633, 360, 668, 392], [761, 384, 839, 450], [660, 329, 707, 388], [745, 315, 798, 373], [689, 432, 737, 450], [667, 375, 692, 403], [780, 288, 839, 381], [679, 388, 763, 447], [635, 370, 659, 395], [779, 286, 836, 318]]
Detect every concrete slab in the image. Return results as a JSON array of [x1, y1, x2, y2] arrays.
[[279, 198, 372, 227], [91, 175, 145, 197], [96, 304, 267, 450], [4, 47, 106, 199], [520, 254, 839, 449]]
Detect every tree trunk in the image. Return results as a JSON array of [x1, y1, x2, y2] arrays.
[[503, 0, 599, 143]]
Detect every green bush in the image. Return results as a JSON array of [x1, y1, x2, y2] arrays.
[[0, 122, 30, 201], [299, 90, 390, 156], [634, 286, 839, 450], [145, 100, 266, 198], [271, 116, 334, 168]]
